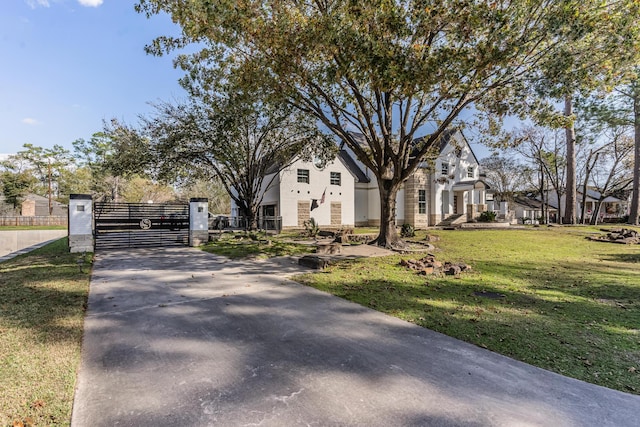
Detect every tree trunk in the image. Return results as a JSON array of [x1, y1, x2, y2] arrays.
[[590, 199, 604, 225], [371, 179, 402, 249], [564, 95, 577, 224], [581, 151, 598, 224], [628, 91, 640, 225], [239, 203, 258, 231]]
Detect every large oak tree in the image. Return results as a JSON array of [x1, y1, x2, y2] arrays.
[[137, 0, 639, 247], [142, 94, 335, 230]]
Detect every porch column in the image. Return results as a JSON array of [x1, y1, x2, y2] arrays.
[[466, 203, 477, 222], [189, 198, 209, 247], [68, 194, 93, 253], [500, 202, 508, 219]]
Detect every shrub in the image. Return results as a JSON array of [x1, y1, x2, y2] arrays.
[[303, 217, 320, 237], [478, 211, 497, 222], [401, 223, 415, 238]]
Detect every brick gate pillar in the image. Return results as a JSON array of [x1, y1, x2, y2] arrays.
[[189, 198, 209, 247], [68, 194, 94, 253]]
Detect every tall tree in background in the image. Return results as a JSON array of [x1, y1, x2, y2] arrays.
[[1, 144, 74, 212], [176, 178, 231, 216], [585, 129, 633, 224], [0, 170, 36, 211], [479, 154, 532, 207], [530, 2, 640, 224], [581, 72, 640, 225], [513, 127, 568, 223], [136, 0, 638, 247], [73, 131, 126, 202]]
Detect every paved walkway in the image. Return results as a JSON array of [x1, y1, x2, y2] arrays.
[[72, 248, 640, 426]]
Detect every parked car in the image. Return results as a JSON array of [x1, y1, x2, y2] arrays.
[[208, 213, 230, 230]]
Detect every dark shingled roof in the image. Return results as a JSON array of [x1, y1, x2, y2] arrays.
[[338, 150, 370, 183]]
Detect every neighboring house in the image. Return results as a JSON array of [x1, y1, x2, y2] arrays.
[[543, 188, 625, 223], [20, 194, 67, 217], [231, 129, 489, 229], [513, 196, 558, 224], [579, 188, 626, 222]]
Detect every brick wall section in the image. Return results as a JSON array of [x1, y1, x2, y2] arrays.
[[404, 169, 430, 228], [330, 202, 342, 226], [297, 201, 310, 227]]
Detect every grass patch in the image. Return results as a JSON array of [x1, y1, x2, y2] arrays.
[[0, 239, 91, 427], [201, 233, 314, 259], [295, 226, 640, 394]]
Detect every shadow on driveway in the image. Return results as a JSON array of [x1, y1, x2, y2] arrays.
[[72, 248, 640, 426]]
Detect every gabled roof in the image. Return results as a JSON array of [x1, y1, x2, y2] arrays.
[[337, 150, 370, 183], [514, 196, 544, 210], [452, 179, 490, 191], [579, 188, 622, 203], [514, 196, 559, 211]]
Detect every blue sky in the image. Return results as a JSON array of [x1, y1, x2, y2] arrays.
[[0, 0, 493, 160], [0, 0, 187, 156]]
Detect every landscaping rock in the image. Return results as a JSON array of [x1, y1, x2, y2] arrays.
[[444, 264, 462, 276], [399, 255, 471, 276], [299, 255, 331, 270], [589, 228, 640, 245]]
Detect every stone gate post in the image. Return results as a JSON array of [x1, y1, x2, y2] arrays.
[[68, 194, 94, 253], [189, 198, 209, 247]]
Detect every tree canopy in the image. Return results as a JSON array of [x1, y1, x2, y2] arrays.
[[137, 0, 640, 245], [139, 93, 335, 230]]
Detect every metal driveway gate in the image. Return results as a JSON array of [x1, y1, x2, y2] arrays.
[[94, 202, 189, 250]]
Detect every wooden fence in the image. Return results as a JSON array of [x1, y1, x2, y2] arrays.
[[0, 216, 68, 226]]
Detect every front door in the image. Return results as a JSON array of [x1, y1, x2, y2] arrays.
[[453, 195, 458, 215]]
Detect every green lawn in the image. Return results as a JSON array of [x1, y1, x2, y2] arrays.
[[295, 226, 640, 394], [201, 232, 315, 258], [0, 226, 67, 231], [2, 227, 638, 427], [0, 239, 91, 427]]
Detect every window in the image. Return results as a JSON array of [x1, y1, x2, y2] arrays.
[[330, 171, 341, 186], [297, 169, 309, 184], [418, 189, 427, 214], [313, 156, 326, 169], [441, 162, 449, 175], [467, 166, 474, 178]]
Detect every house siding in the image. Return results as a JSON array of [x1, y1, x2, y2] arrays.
[[404, 169, 430, 228], [232, 129, 486, 230], [278, 157, 355, 228]]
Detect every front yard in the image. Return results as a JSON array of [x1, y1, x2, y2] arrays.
[[1, 226, 638, 427], [293, 226, 640, 394], [0, 239, 91, 427]]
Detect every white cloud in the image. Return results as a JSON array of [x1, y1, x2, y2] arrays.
[[26, 0, 50, 8], [77, 0, 103, 6], [21, 118, 41, 126]]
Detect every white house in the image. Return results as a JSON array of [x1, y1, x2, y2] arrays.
[[230, 151, 364, 229], [231, 129, 489, 229], [345, 129, 489, 227]]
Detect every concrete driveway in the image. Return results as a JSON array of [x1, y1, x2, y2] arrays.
[[72, 248, 640, 426]]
